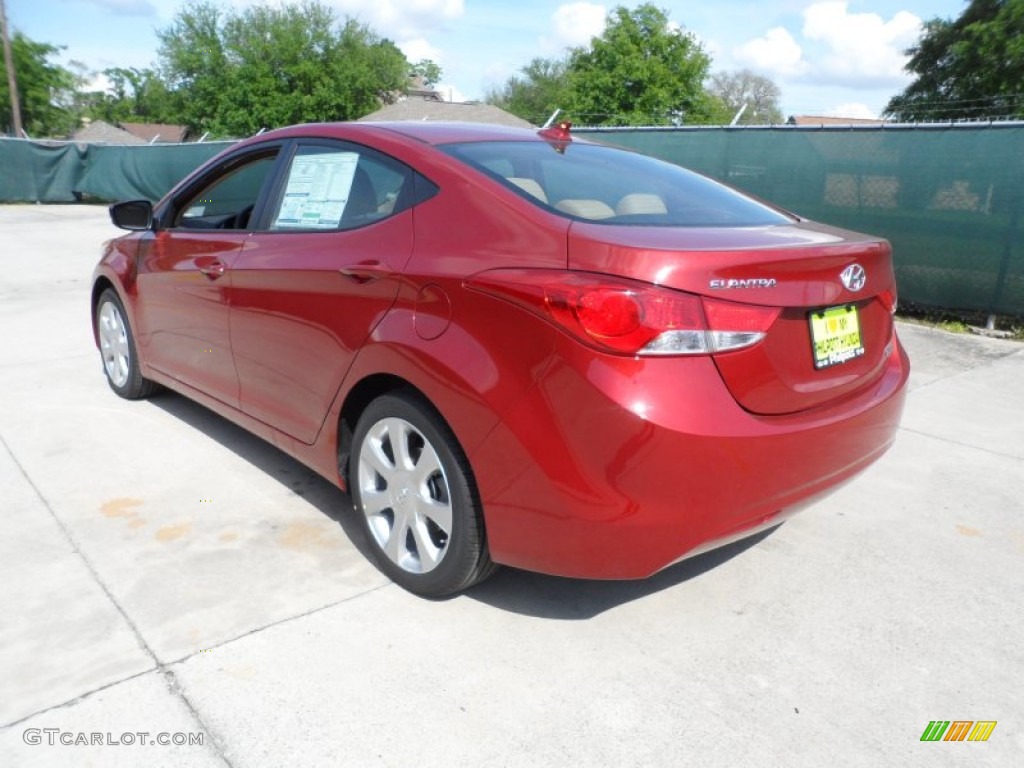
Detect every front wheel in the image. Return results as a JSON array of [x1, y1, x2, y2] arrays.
[[350, 392, 496, 597], [95, 288, 156, 400]]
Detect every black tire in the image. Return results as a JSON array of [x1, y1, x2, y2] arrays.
[[95, 288, 157, 400], [350, 391, 496, 597]]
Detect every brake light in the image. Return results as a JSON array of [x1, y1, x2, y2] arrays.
[[466, 270, 777, 356], [879, 288, 898, 315], [701, 297, 780, 353]]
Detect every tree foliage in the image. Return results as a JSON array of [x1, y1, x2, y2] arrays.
[[485, 57, 570, 125], [708, 69, 783, 125], [565, 4, 715, 125], [885, 0, 1024, 121], [410, 59, 442, 88], [0, 32, 77, 137], [81, 67, 175, 125], [486, 5, 717, 126], [157, 0, 409, 137]]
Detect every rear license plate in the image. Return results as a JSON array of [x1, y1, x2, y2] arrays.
[[809, 305, 864, 369]]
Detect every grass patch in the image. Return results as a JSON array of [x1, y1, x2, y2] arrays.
[[897, 300, 1024, 341]]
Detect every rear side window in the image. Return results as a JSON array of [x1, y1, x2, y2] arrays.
[[442, 141, 794, 227], [267, 142, 426, 232]]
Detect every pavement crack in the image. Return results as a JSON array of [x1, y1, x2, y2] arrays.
[[165, 582, 394, 668], [898, 425, 1022, 461], [0, 430, 237, 768], [0, 668, 155, 729]]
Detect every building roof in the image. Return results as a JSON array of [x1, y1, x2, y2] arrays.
[[118, 122, 191, 143], [359, 99, 534, 128], [788, 115, 889, 126], [71, 120, 148, 145]]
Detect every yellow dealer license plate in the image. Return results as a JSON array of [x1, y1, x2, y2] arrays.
[[810, 305, 864, 369]]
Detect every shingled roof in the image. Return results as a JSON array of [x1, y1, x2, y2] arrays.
[[118, 123, 191, 143], [71, 120, 147, 145], [359, 99, 534, 128]]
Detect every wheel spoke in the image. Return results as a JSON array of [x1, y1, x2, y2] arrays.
[[360, 488, 390, 518], [385, 507, 412, 564], [411, 519, 442, 568], [412, 444, 443, 489], [417, 495, 452, 539], [390, 419, 416, 471], [364, 432, 396, 478]]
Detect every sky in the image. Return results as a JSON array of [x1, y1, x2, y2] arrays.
[[5, 0, 970, 120]]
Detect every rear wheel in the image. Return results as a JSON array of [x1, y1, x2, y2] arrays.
[[95, 289, 156, 400], [350, 392, 496, 597]]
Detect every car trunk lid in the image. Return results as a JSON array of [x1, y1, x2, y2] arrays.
[[567, 221, 897, 415]]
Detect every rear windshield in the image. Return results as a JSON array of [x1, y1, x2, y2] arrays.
[[441, 140, 793, 227]]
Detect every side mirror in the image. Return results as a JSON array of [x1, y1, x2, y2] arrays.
[[109, 200, 153, 231]]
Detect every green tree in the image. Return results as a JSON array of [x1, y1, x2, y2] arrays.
[[0, 32, 77, 136], [158, 0, 409, 137], [410, 59, 442, 88], [485, 57, 570, 125], [885, 0, 1024, 121], [83, 67, 174, 124], [564, 4, 715, 126], [708, 69, 784, 125]]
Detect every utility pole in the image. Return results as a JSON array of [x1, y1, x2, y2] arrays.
[[1, 0, 24, 138]]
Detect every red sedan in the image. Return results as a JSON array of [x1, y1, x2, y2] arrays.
[[91, 121, 909, 596]]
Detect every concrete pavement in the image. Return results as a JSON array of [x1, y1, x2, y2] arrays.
[[1, 205, 1021, 767]]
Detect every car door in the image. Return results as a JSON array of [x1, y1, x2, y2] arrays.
[[228, 141, 425, 443], [135, 149, 281, 407]]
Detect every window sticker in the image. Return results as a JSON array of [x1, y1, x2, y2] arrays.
[[273, 152, 359, 229]]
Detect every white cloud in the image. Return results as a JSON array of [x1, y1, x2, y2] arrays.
[[825, 102, 878, 119], [734, 2, 922, 92], [79, 0, 157, 14], [802, 1, 921, 87], [433, 82, 468, 103], [399, 37, 442, 64], [735, 27, 806, 78], [542, 3, 606, 52], [328, 0, 465, 41]]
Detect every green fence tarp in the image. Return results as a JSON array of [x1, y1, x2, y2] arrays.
[[78, 142, 231, 201], [0, 137, 231, 204], [578, 125, 1024, 317]]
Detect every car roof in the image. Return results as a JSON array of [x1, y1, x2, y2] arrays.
[[251, 121, 586, 147]]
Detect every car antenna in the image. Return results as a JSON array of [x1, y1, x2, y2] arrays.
[[538, 117, 572, 153]]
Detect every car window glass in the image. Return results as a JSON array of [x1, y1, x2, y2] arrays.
[[269, 144, 412, 231], [174, 154, 277, 230], [442, 141, 794, 228]]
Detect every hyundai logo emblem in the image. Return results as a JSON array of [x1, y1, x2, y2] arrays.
[[840, 264, 866, 292]]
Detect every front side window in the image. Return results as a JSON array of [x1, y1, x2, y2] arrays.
[[268, 144, 414, 232], [173, 153, 278, 230], [441, 140, 795, 228]]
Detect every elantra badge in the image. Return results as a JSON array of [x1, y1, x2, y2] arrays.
[[840, 264, 866, 292], [709, 277, 777, 289]]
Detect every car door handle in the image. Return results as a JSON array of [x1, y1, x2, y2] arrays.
[[339, 262, 389, 285], [197, 258, 227, 279]]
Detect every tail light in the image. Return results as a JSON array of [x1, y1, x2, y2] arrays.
[[466, 270, 779, 356], [879, 287, 898, 315]]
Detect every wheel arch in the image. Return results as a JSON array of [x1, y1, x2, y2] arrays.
[[336, 374, 444, 488]]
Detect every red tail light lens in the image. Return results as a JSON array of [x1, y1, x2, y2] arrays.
[[879, 288, 898, 314], [467, 270, 777, 356]]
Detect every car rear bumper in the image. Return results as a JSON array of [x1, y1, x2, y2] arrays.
[[470, 331, 909, 579]]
